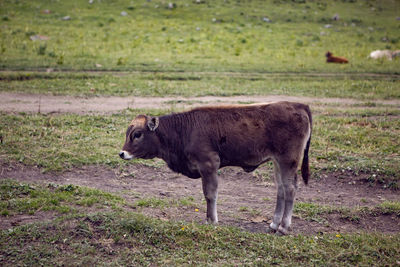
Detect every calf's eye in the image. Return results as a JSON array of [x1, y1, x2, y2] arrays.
[[134, 132, 142, 139]]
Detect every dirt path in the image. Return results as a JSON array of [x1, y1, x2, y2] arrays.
[[1, 162, 399, 235], [1, 92, 399, 114], [2, 69, 400, 78]]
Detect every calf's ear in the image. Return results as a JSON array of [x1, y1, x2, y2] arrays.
[[147, 116, 159, 131]]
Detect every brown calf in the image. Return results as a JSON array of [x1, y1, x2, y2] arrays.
[[326, 51, 349, 63], [119, 101, 312, 235]]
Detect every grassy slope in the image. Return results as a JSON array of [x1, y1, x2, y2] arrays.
[[0, 0, 400, 72]]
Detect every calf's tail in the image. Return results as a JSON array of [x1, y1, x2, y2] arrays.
[[301, 106, 312, 185]]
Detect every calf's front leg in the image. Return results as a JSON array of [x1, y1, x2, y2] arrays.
[[201, 172, 219, 224], [189, 148, 220, 224], [193, 151, 220, 224]]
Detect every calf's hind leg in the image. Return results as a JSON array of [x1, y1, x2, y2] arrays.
[[277, 164, 298, 235], [269, 163, 285, 232], [269, 161, 298, 235]]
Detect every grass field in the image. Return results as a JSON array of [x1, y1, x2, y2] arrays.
[[1, 179, 399, 266], [1, 71, 400, 99], [1, 0, 400, 73], [0, 0, 399, 266], [1, 103, 399, 185]]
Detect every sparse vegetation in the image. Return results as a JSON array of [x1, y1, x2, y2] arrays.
[[0, 179, 125, 216], [1, 210, 399, 266], [133, 196, 197, 209], [294, 201, 400, 224]]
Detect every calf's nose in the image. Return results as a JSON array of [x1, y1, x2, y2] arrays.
[[119, 151, 125, 159]]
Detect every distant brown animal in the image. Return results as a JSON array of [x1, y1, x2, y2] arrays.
[[326, 51, 348, 63], [119, 101, 312, 235]]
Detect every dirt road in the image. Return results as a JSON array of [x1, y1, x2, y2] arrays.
[[1, 92, 399, 114]]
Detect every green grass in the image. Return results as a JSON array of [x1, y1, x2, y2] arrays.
[[1, 0, 400, 73], [1, 211, 399, 266], [294, 201, 400, 225], [376, 201, 400, 217], [1, 71, 399, 99], [134, 196, 197, 209], [1, 179, 399, 266], [294, 202, 335, 223], [0, 179, 125, 216], [0, 109, 165, 172], [0, 104, 399, 186], [312, 109, 400, 183]]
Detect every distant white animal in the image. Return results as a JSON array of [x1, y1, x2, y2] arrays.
[[369, 50, 400, 60]]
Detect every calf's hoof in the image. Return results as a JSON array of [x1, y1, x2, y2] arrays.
[[277, 225, 290, 236], [275, 230, 286, 236], [266, 222, 279, 234], [266, 227, 276, 234], [206, 218, 218, 225]]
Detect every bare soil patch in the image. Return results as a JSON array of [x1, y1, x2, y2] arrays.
[[1, 92, 399, 115], [1, 161, 399, 235], [0, 211, 57, 230]]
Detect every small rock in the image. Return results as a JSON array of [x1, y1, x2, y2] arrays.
[[62, 15, 71, 21], [121, 11, 127, 16], [332, 14, 339, 21], [89, 0, 94, 3], [324, 24, 332, 28], [251, 216, 266, 223], [262, 17, 271, 23], [41, 9, 51, 14], [95, 63, 102, 68], [30, 35, 50, 41]]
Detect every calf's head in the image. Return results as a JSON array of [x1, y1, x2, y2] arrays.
[[325, 51, 332, 58], [119, 115, 159, 160]]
